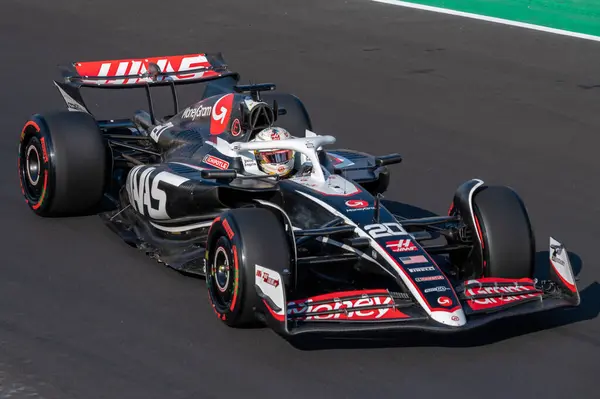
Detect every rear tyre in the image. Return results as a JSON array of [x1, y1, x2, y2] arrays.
[[206, 208, 291, 327], [471, 185, 536, 279], [18, 111, 107, 216]]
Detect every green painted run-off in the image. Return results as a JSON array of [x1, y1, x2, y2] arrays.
[[400, 0, 600, 37]]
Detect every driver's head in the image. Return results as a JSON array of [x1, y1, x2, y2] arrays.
[[251, 127, 295, 177]]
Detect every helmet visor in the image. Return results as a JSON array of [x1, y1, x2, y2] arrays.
[[257, 149, 293, 164]]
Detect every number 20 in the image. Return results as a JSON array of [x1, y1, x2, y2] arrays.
[[364, 223, 408, 239]]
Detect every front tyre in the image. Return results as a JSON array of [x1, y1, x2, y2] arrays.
[[472, 185, 536, 279], [206, 208, 291, 328]]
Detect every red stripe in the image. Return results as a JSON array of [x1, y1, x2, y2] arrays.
[[31, 170, 48, 210], [550, 260, 577, 293], [465, 277, 535, 285], [294, 289, 389, 303], [230, 245, 239, 311], [474, 215, 484, 249], [207, 216, 221, 238], [22, 121, 40, 133], [262, 299, 285, 321]]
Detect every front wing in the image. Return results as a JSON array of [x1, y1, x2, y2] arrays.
[[254, 237, 580, 337]]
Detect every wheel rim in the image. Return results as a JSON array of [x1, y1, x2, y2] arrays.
[[209, 243, 236, 312], [26, 144, 41, 185], [19, 138, 45, 203], [214, 246, 231, 293]]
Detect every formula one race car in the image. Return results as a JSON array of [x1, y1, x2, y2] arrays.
[[18, 52, 580, 337]]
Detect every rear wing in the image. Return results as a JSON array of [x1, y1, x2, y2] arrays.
[[53, 52, 240, 122]]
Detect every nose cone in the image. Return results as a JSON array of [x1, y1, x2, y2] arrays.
[[430, 308, 467, 327]]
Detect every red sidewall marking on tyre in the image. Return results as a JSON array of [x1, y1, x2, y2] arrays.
[[230, 245, 239, 311], [31, 170, 48, 210], [20, 121, 40, 142]]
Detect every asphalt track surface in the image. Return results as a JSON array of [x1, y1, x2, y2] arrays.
[[1, 0, 600, 398]]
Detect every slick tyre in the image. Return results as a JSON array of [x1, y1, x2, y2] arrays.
[[206, 208, 291, 328], [472, 185, 536, 279], [18, 111, 107, 216]]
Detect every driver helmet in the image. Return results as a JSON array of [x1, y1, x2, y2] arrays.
[[251, 127, 295, 177]]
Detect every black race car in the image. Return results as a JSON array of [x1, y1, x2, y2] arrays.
[[18, 52, 580, 337]]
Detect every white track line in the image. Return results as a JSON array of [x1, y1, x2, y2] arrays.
[[371, 0, 600, 43]]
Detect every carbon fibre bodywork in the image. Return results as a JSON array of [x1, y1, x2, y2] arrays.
[[23, 51, 580, 337]]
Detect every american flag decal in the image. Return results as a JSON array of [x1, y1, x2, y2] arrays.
[[399, 255, 428, 265]]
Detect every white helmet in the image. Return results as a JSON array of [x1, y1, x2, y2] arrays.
[[250, 127, 295, 177]]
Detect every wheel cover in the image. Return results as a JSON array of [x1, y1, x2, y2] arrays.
[[214, 246, 231, 293], [209, 244, 236, 312], [26, 144, 41, 186], [19, 137, 46, 205]]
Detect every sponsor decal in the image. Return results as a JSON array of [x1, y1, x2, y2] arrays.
[[231, 118, 241, 136], [464, 277, 534, 286], [329, 154, 344, 165], [415, 275, 445, 282], [210, 94, 234, 135], [244, 97, 259, 110], [222, 219, 234, 240], [346, 199, 368, 209], [256, 269, 280, 287], [255, 265, 284, 312], [437, 296, 452, 307], [346, 207, 376, 213], [451, 315, 460, 322], [465, 284, 542, 311], [54, 83, 89, 113], [73, 54, 219, 85], [66, 100, 86, 112], [287, 295, 408, 321], [549, 241, 576, 292], [203, 154, 230, 170], [551, 255, 565, 266], [243, 158, 257, 168], [40, 137, 49, 163], [182, 104, 212, 120], [346, 200, 375, 212], [551, 243, 564, 256], [345, 200, 375, 212], [402, 258, 431, 267], [150, 121, 174, 142], [385, 239, 417, 253], [424, 286, 450, 293], [325, 153, 355, 168], [126, 166, 189, 219]]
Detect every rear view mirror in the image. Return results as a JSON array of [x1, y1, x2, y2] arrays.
[[375, 153, 403, 167], [201, 169, 238, 181]]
